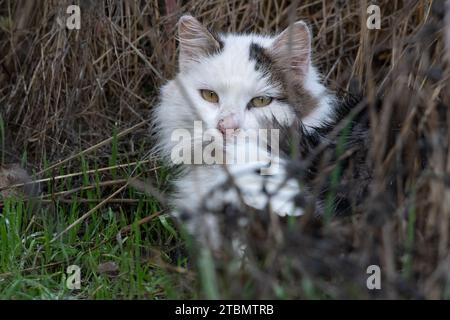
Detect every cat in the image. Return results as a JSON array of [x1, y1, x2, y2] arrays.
[[153, 15, 353, 247]]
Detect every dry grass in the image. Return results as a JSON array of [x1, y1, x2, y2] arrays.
[[1, 0, 450, 299]]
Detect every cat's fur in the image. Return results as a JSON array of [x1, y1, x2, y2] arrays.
[[153, 15, 358, 246]]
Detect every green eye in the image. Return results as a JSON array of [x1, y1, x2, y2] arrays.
[[250, 96, 273, 108], [200, 89, 219, 103]]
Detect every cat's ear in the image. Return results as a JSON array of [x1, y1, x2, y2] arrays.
[[270, 21, 311, 81], [177, 15, 221, 70]]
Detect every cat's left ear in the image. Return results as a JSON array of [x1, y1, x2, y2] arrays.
[[177, 15, 222, 71], [270, 21, 311, 81]]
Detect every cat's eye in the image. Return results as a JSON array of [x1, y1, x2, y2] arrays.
[[200, 89, 219, 103], [250, 96, 273, 108]]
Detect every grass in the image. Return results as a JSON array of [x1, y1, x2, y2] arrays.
[[0, 139, 193, 299]]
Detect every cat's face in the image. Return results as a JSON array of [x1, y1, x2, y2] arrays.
[[155, 16, 330, 158]]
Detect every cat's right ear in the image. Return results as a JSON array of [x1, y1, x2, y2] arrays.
[[270, 21, 311, 81], [177, 15, 221, 71]]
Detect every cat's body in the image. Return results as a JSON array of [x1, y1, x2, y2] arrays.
[[153, 16, 367, 245]]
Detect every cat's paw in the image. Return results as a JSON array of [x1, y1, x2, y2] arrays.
[[229, 163, 303, 216]]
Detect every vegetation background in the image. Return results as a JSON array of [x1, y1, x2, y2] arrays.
[[0, 0, 449, 299]]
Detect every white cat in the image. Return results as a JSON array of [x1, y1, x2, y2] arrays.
[[153, 15, 335, 246]]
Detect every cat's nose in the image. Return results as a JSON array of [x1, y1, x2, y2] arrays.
[[217, 114, 240, 135]]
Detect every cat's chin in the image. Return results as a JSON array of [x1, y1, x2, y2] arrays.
[[222, 128, 241, 139]]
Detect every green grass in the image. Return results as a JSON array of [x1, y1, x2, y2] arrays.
[[0, 146, 193, 299]]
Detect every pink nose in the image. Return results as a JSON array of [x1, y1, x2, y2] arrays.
[[217, 114, 240, 134]]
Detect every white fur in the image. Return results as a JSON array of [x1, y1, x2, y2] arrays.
[[153, 22, 334, 224], [302, 68, 335, 129]]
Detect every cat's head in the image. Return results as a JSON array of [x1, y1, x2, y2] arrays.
[[155, 15, 333, 159]]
